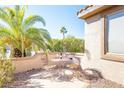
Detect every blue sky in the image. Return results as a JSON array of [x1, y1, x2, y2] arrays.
[[1, 5, 85, 39], [26, 5, 85, 39]]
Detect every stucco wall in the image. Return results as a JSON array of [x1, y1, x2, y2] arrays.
[[80, 12, 124, 85], [12, 52, 84, 73], [12, 53, 46, 73]]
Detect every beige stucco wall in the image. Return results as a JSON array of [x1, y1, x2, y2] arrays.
[[80, 12, 124, 85], [12, 53, 46, 73], [12, 52, 84, 73]]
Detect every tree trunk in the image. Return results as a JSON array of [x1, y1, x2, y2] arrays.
[[24, 49, 26, 57], [14, 48, 26, 57], [21, 36, 24, 57], [45, 49, 49, 64], [14, 48, 22, 57], [63, 33, 66, 53]]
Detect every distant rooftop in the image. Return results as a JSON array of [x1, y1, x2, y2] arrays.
[[77, 5, 113, 19]]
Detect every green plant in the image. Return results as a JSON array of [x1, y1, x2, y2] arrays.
[[64, 36, 84, 53], [0, 5, 51, 57], [51, 39, 63, 52], [45, 49, 50, 64], [0, 59, 15, 87], [51, 36, 84, 53], [60, 26, 68, 52], [60, 26, 67, 39]]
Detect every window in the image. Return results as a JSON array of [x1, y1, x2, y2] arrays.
[[107, 12, 124, 54], [101, 6, 124, 62]]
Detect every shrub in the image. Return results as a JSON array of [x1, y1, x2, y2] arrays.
[[51, 36, 84, 53], [0, 59, 15, 87]]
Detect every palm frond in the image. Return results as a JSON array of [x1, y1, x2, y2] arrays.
[[0, 5, 51, 57], [0, 7, 19, 34], [25, 27, 51, 49], [23, 15, 46, 31]]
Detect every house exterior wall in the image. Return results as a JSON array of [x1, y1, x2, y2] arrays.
[[80, 7, 124, 85]]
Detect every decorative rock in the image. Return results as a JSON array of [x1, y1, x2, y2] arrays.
[[85, 70, 94, 75], [64, 70, 73, 75], [67, 64, 79, 69], [83, 69, 103, 81]]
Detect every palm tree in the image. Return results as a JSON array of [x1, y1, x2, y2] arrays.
[[60, 26, 67, 39], [0, 5, 51, 57], [60, 26, 67, 53]]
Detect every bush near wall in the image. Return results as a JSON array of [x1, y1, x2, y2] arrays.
[[0, 59, 15, 87], [51, 36, 84, 53]]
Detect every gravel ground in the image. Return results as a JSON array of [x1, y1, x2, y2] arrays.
[[4, 68, 124, 88], [87, 79, 124, 88]]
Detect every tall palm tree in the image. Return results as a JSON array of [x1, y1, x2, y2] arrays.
[[60, 26, 67, 52], [0, 5, 51, 57], [60, 26, 67, 39]]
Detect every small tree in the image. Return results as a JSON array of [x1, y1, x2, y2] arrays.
[[60, 26, 67, 53], [0, 5, 51, 58]]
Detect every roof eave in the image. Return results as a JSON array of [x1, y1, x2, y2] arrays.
[[78, 5, 113, 19]]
